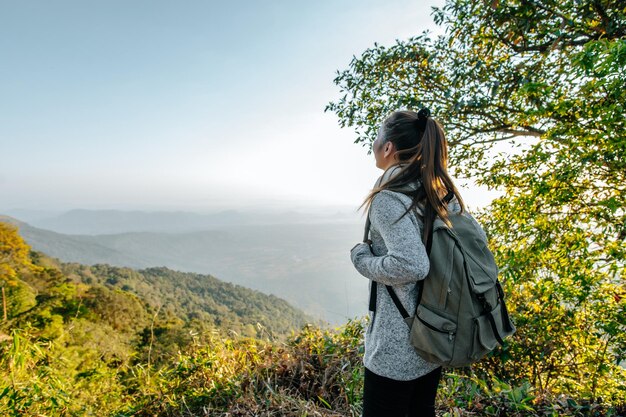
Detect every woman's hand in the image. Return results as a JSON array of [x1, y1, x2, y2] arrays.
[[351, 191, 430, 284], [350, 242, 373, 264]]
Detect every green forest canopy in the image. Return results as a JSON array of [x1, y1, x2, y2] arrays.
[[0, 221, 323, 415], [0, 221, 312, 368], [1, 221, 624, 415]]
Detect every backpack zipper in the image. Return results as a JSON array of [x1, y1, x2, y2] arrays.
[[417, 315, 456, 342]]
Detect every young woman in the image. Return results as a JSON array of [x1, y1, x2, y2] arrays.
[[350, 108, 466, 417]]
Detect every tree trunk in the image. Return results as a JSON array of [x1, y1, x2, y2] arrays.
[[2, 286, 6, 321]]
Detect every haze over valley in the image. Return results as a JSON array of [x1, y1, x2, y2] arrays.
[[1, 207, 370, 325]]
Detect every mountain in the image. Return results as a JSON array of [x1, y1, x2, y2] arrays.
[[15, 207, 362, 235], [0, 215, 145, 267], [1, 214, 370, 325], [58, 261, 316, 339], [2, 238, 314, 346], [0, 215, 326, 414]]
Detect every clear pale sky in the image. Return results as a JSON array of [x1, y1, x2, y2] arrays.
[[1, 0, 497, 214]]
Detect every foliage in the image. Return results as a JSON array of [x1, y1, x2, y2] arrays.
[[1, 214, 623, 414], [0, 224, 318, 415], [60, 261, 315, 342], [0, 222, 43, 321], [0, 222, 40, 285], [0, 225, 622, 416], [437, 372, 625, 417], [4, 316, 623, 416], [326, 0, 626, 401], [116, 319, 366, 417], [0, 324, 129, 415]]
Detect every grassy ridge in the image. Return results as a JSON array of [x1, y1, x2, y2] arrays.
[[1, 221, 624, 416], [2, 319, 624, 416]]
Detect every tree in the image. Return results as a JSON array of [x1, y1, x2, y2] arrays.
[[327, 0, 625, 401], [0, 222, 42, 321]]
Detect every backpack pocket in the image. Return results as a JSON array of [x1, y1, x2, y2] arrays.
[[424, 228, 457, 310], [470, 301, 516, 361], [409, 305, 457, 365], [463, 239, 499, 294]]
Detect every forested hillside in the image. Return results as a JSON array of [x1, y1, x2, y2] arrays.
[[59, 262, 316, 342], [0, 221, 313, 369], [1, 212, 624, 415], [1, 214, 367, 325]]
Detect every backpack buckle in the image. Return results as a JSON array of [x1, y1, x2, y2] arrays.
[[477, 293, 492, 313]]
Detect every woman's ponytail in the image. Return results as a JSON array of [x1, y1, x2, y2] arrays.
[[361, 110, 465, 235], [418, 118, 464, 237]]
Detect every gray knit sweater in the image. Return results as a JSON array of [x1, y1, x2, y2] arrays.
[[350, 165, 460, 380]]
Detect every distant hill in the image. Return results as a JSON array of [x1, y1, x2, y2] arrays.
[[0, 215, 145, 267], [4, 241, 314, 346], [2, 214, 369, 325], [12, 207, 361, 234], [0, 221, 315, 379], [58, 262, 316, 339]]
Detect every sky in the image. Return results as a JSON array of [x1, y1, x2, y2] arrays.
[[0, 0, 498, 216]]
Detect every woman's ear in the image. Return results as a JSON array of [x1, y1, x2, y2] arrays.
[[383, 141, 395, 158]]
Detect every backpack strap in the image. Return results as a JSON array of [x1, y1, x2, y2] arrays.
[[363, 214, 378, 312], [497, 281, 515, 333], [411, 191, 453, 311], [484, 304, 506, 346], [365, 206, 433, 316], [476, 280, 515, 346], [365, 191, 453, 316]]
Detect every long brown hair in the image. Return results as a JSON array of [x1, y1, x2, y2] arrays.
[[361, 110, 465, 237]]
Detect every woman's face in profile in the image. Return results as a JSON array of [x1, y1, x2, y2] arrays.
[[373, 124, 392, 170], [372, 125, 384, 168]]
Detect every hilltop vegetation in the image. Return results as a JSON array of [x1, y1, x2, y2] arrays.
[[3, 213, 366, 325], [2, 208, 625, 416], [60, 262, 316, 342], [0, 219, 312, 372], [2, 221, 338, 415]]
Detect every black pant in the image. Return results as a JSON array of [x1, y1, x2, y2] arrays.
[[362, 366, 442, 417]]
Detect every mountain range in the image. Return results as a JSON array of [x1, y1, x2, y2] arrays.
[[0, 209, 370, 325], [4, 206, 362, 234]]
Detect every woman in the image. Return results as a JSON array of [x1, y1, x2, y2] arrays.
[[350, 108, 466, 417]]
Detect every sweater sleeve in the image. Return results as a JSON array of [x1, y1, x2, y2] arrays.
[[350, 191, 429, 285]]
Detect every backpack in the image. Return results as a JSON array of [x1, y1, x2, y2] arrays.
[[365, 197, 516, 368]]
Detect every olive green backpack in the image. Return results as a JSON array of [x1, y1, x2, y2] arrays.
[[365, 200, 516, 367]]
